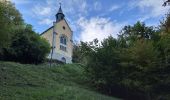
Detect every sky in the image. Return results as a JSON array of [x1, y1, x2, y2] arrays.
[[10, 0, 170, 42]]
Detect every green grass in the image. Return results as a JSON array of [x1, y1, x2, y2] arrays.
[[0, 61, 121, 100]]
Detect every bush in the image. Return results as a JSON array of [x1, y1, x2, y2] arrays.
[[3, 25, 50, 64]]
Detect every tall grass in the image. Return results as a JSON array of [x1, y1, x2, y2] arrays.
[[0, 61, 121, 100]]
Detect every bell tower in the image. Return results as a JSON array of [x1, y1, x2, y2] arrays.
[[55, 3, 65, 22]]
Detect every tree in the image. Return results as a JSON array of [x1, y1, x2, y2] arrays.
[[160, 12, 170, 33], [72, 43, 82, 63], [0, 0, 50, 64], [83, 37, 124, 95], [120, 40, 160, 99], [3, 24, 51, 64], [0, 0, 23, 53], [119, 21, 156, 46], [72, 40, 97, 64]]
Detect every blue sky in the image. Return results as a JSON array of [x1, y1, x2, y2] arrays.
[[10, 0, 170, 42]]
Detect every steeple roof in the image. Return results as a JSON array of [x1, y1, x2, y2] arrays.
[[57, 3, 63, 14], [55, 3, 65, 22], [57, 6, 63, 14]]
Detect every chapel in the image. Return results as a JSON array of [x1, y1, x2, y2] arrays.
[[41, 5, 73, 63]]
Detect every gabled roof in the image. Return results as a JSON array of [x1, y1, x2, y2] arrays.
[[40, 18, 73, 36], [40, 26, 53, 36]]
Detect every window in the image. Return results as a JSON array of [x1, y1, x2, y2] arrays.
[[60, 35, 67, 52], [60, 35, 67, 45], [60, 45, 67, 51], [63, 26, 65, 30]]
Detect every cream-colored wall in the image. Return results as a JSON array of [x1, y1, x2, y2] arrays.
[[54, 19, 73, 58], [41, 28, 53, 46], [41, 19, 73, 58]]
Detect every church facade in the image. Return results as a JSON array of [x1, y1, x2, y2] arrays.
[[41, 6, 73, 63]]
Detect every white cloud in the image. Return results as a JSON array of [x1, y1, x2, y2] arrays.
[[62, 0, 88, 14], [38, 18, 53, 25], [109, 5, 120, 12], [10, 0, 30, 4], [77, 17, 125, 42], [130, 0, 170, 21], [138, 16, 150, 22], [32, 5, 51, 16], [94, 1, 102, 11], [82, 1, 87, 11]]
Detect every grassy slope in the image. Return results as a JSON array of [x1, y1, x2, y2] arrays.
[[0, 61, 121, 100]]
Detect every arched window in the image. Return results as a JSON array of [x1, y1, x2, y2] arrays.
[[60, 35, 67, 45]]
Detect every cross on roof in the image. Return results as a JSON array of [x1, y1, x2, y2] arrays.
[[59, 2, 61, 7], [163, 0, 170, 6]]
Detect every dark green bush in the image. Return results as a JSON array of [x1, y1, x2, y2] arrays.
[[3, 25, 50, 64]]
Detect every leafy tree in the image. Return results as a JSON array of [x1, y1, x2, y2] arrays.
[[72, 40, 96, 64], [120, 40, 160, 99], [83, 37, 123, 94], [0, 0, 50, 64], [0, 0, 23, 52], [3, 24, 51, 64], [80, 20, 169, 99], [155, 34, 170, 99], [158, 12, 170, 69], [72, 43, 82, 63], [119, 21, 156, 46], [160, 12, 170, 33]]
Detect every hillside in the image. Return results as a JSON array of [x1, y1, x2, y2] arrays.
[[0, 61, 121, 100]]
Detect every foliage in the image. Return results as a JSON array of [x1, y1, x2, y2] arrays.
[[3, 24, 50, 64], [119, 40, 160, 99], [0, 0, 23, 52], [119, 21, 156, 46], [0, 0, 50, 64], [72, 21, 170, 100], [72, 43, 82, 63], [160, 12, 170, 33], [72, 41, 95, 64]]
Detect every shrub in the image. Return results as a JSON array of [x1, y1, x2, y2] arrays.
[[3, 25, 50, 64]]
